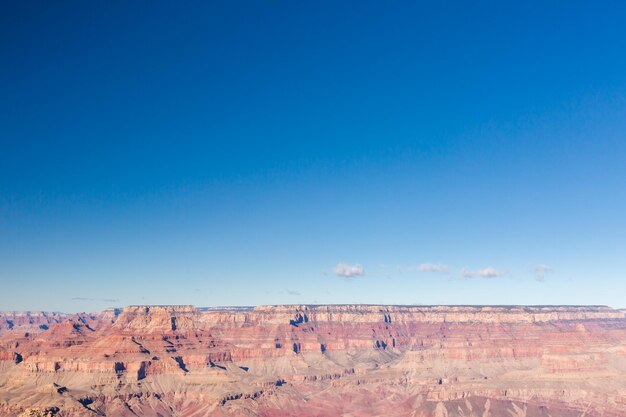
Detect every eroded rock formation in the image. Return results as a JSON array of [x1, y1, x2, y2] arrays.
[[0, 305, 625, 416]]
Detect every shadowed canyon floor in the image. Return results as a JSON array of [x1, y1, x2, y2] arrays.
[[1, 305, 625, 416]]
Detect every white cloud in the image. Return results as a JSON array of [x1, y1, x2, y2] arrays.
[[479, 267, 505, 278], [333, 263, 365, 278], [461, 267, 506, 279], [534, 264, 554, 282], [418, 263, 450, 273], [461, 268, 475, 278]]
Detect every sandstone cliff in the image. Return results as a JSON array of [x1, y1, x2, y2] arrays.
[[0, 305, 625, 416]]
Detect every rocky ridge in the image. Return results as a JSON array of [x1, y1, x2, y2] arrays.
[[0, 305, 625, 416]]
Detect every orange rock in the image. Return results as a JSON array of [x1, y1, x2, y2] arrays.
[[0, 305, 625, 416]]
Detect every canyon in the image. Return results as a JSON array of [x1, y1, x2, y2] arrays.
[[0, 305, 625, 417]]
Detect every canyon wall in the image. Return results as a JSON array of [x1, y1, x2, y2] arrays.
[[1, 305, 625, 416]]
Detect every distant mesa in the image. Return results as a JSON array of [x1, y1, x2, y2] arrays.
[[0, 304, 625, 416]]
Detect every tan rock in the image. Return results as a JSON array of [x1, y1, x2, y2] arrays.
[[0, 305, 624, 416]]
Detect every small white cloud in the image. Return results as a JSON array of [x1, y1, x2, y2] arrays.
[[534, 264, 554, 282], [461, 268, 475, 278], [461, 267, 506, 279], [418, 263, 450, 273], [333, 263, 365, 278], [478, 267, 505, 278]]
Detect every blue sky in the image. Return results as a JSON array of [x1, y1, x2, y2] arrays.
[[1, 1, 625, 312]]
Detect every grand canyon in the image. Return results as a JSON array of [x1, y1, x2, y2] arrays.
[[0, 305, 625, 416]]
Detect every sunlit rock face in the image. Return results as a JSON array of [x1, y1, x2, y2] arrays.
[[1, 305, 625, 416]]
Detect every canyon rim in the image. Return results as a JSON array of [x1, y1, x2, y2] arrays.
[[1, 304, 625, 416]]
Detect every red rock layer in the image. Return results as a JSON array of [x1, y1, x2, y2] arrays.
[[0, 305, 625, 416]]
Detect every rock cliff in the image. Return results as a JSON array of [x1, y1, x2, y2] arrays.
[[0, 305, 625, 416]]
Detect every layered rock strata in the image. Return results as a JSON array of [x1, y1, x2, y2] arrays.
[[0, 305, 625, 416]]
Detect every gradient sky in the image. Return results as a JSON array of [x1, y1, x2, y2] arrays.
[[2, 1, 626, 312]]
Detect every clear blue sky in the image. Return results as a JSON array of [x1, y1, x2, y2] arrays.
[[1, 1, 625, 312]]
